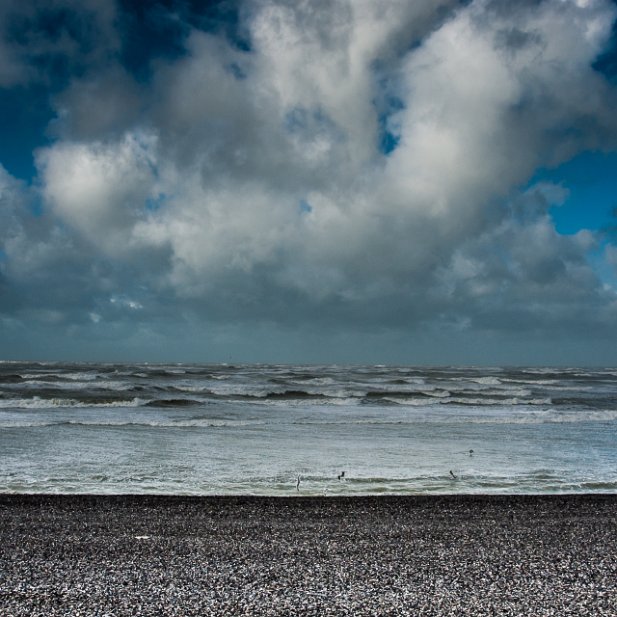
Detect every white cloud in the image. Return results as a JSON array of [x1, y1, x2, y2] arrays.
[[38, 131, 159, 255], [110, 295, 143, 311], [606, 245, 617, 271], [3, 0, 615, 344], [51, 67, 143, 140]]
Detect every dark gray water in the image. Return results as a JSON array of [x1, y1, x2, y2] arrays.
[[1, 362, 615, 494]]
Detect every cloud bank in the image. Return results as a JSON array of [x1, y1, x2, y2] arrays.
[[2, 0, 617, 362]]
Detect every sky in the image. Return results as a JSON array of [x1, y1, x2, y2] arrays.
[[1, 0, 617, 366]]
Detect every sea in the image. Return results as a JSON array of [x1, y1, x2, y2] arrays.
[[0, 362, 615, 495]]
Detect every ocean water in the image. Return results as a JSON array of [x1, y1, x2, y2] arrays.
[[0, 362, 615, 495]]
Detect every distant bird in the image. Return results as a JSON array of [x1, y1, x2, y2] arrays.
[[449, 470, 458, 480], [469, 449, 474, 457], [296, 475, 301, 491], [337, 471, 346, 481]]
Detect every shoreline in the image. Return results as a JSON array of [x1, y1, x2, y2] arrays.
[[1, 490, 617, 500], [2, 494, 616, 615]]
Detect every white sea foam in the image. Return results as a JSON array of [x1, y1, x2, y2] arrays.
[[8, 379, 135, 391], [20, 372, 100, 381], [383, 396, 552, 407], [465, 376, 502, 385], [40, 418, 274, 429], [245, 396, 361, 407], [383, 396, 443, 406], [172, 384, 214, 394], [501, 378, 559, 385], [450, 396, 552, 406], [0, 397, 145, 409], [0, 420, 63, 428]]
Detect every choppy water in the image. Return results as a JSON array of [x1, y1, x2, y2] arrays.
[[1, 362, 616, 495]]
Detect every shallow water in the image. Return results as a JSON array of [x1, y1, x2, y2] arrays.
[[1, 362, 616, 494]]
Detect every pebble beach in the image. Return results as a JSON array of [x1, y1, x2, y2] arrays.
[[0, 494, 615, 616]]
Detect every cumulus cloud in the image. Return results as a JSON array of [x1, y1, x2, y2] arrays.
[[38, 131, 159, 255], [2, 0, 617, 359], [50, 66, 143, 140]]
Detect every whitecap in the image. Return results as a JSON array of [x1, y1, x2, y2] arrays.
[[0, 397, 145, 409]]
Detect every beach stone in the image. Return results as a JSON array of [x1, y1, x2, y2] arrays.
[[0, 494, 615, 616]]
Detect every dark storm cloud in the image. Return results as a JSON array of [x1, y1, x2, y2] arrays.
[[0, 0, 118, 87]]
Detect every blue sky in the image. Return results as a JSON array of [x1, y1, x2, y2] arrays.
[[535, 151, 617, 234], [1, 0, 617, 365]]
